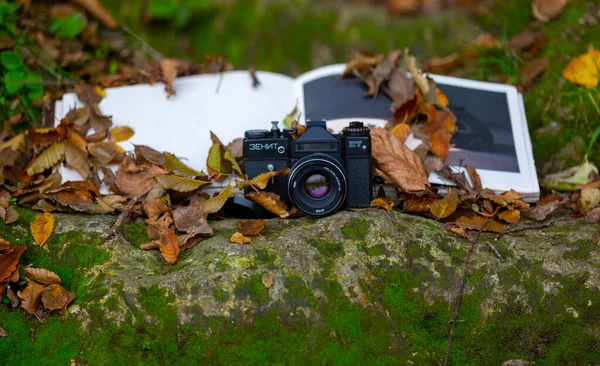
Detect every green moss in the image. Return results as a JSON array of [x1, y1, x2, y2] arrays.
[[562, 239, 594, 260], [234, 275, 268, 305], [365, 244, 387, 257], [253, 247, 277, 268], [312, 238, 344, 258], [118, 222, 149, 247], [341, 218, 370, 240]]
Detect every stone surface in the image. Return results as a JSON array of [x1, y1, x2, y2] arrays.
[[1, 208, 599, 364]]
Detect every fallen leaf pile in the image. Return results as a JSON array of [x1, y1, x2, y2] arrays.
[[0, 242, 75, 323]]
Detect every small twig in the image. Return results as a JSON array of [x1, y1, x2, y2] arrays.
[[102, 196, 140, 239], [494, 217, 573, 241], [485, 241, 503, 261], [122, 24, 164, 61], [444, 217, 488, 366]]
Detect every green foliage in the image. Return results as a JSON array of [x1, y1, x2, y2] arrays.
[[49, 12, 85, 39]]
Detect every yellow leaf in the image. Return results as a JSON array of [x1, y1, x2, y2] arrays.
[[24, 267, 62, 285], [224, 149, 243, 176], [30, 212, 55, 247], [391, 123, 410, 142], [230, 232, 252, 244], [109, 126, 135, 142], [236, 168, 290, 190], [201, 185, 235, 215], [562, 44, 600, 88], [436, 88, 450, 106], [0, 133, 26, 152], [155, 174, 211, 192], [237, 219, 267, 236], [207, 142, 226, 176], [455, 216, 507, 233], [247, 192, 289, 218], [18, 280, 44, 315], [93, 85, 106, 98], [164, 152, 205, 177], [159, 227, 179, 264], [26, 142, 65, 176], [41, 284, 74, 311], [430, 189, 459, 219], [370, 198, 394, 212], [498, 209, 521, 224]]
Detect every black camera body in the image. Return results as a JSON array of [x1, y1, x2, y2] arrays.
[[243, 120, 372, 216]]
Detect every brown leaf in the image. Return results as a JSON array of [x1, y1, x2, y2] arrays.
[[592, 228, 600, 244], [0, 238, 10, 251], [532, 0, 569, 22], [431, 189, 459, 219], [403, 197, 436, 213], [0, 245, 26, 282], [455, 216, 507, 233], [30, 212, 54, 247], [101, 167, 122, 194], [370, 128, 429, 193], [247, 192, 289, 218], [173, 206, 213, 235], [237, 219, 266, 236], [465, 166, 482, 193], [41, 284, 74, 311], [0, 325, 6, 338], [6, 287, 19, 308], [446, 223, 470, 239], [530, 200, 562, 221], [586, 207, 600, 224], [0, 132, 26, 152], [89, 141, 124, 166], [385, 67, 415, 106], [200, 185, 235, 215], [178, 232, 204, 251], [142, 198, 170, 221], [64, 141, 90, 180], [109, 126, 135, 142], [236, 168, 290, 190], [342, 51, 384, 77], [116, 156, 168, 197], [27, 128, 60, 147], [498, 209, 521, 224], [262, 272, 274, 288], [24, 268, 61, 285], [391, 123, 410, 142], [519, 57, 550, 89], [134, 144, 166, 166], [155, 174, 210, 192], [160, 59, 179, 97], [72, 0, 118, 28], [18, 280, 45, 314], [26, 142, 65, 176], [3, 207, 18, 224], [581, 188, 600, 212], [370, 198, 394, 212], [159, 227, 180, 264], [230, 232, 252, 244]]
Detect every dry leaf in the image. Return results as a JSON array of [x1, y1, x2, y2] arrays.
[[247, 192, 289, 218], [18, 280, 45, 314], [391, 123, 410, 142], [592, 228, 600, 244], [435, 88, 450, 106], [342, 52, 384, 77], [30, 212, 55, 247], [237, 219, 267, 236], [41, 283, 74, 311], [386, 67, 415, 106], [164, 152, 205, 177], [249, 65, 260, 88], [142, 198, 170, 221], [116, 157, 168, 197], [465, 166, 482, 193], [430, 189, 458, 219], [532, 0, 569, 22], [498, 209, 521, 224], [156, 174, 210, 192], [446, 223, 470, 239], [64, 141, 90, 180], [26, 142, 65, 176], [109, 126, 135, 142], [519, 57, 550, 88], [530, 200, 562, 221], [89, 141, 124, 165], [262, 272, 274, 288], [562, 44, 600, 88], [0, 133, 26, 152], [3, 207, 18, 224], [0, 325, 6, 338], [134, 144, 166, 166], [236, 168, 290, 190], [370, 128, 428, 192], [0, 245, 26, 282], [455, 216, 507, 233], [159, 227, 180, 264], [173, 206, 213, 235], [0, 238, 10, 251], [581, 188, 600, 212], [178, 232, 204, 251], [24, 267, 61, 285], [230, 232, 252, 244], [72, 0, 118, 28], [200, 185, 235, 215], [370, 198, 394, 212], [585, 207, 600, 224]]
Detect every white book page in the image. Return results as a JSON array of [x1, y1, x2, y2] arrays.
[[293, 64, 539, 199], [57, 71, 296, 185]]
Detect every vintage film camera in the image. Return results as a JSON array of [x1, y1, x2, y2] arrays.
[[243, 120, 372, 216]]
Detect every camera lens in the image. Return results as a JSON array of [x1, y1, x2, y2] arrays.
[[304, 174, 330, 198], [287, 153, 347, 217]]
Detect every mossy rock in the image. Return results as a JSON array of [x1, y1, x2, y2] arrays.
[[1, 208, 599, 364]]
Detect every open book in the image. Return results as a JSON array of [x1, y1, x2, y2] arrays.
[[55, 64, 539, 201]]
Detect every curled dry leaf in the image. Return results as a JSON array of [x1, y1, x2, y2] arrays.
[[247, 192, 289, 218], [465, 166, 482, 193], [24, 267, 61, 285], [237, 219, 266, 236], [18, 280, 45, 315], [342, 52, 384, 77], [446, 223, 470, 239], [159, 227, 180, 264], [164, 152, 204, 177], [530, 200, 562, 221], [580, 188, 600, 212], [109, 126, 135, 142], [135, 145, 166, 166], [430, 189, 458, 219], [0, 245, 26, 282], [41, 283, 74, 311], [116, 157, 168, 197], [230, 232, 252, 244], [371, 128, 428, 193], [370, 198, 394, 212], [200, 185, 235, 215], [173, 205, 213, 235], [26, 142, 65, 176], [498, 209, 521, 224], [532, 0, 569, 22], [455, 216, 507, 233], [0, 238, 10, 251], [30, 212, 55, 247], [156, 174, 210, 192], [142, 198, 170, 221], [262, 272, 274, 289]]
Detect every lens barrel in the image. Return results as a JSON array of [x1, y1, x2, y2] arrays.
[[287, 153, 347, 217]]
